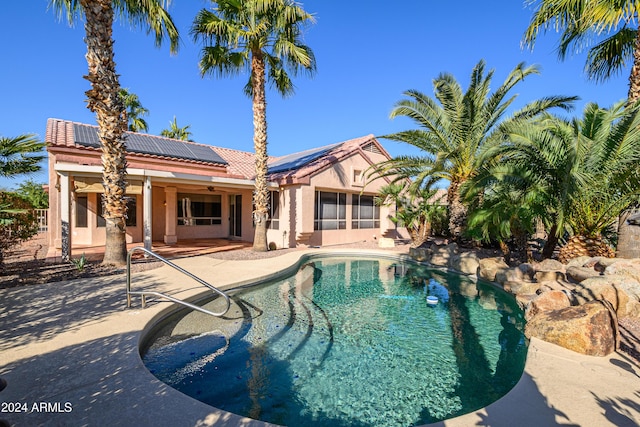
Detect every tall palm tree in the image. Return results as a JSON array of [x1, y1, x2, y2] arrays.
[[376, 60, 576, 242], [472, 102, 640, 261], [523, 0, 640, 102], [50, 0, 178, 265], [119, 88, 149, 132], [191, 0, 316, 252], [160, 116, 193, 141], [0, 134, 45, 178]]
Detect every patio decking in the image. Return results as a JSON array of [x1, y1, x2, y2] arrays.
[[46, 238, 253, 262], [2, 248, 638, 426]]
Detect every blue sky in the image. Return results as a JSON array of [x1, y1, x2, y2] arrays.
[[0, 1, 629, 190]]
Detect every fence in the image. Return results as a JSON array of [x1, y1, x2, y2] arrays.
[[35, 209, 48, 233]]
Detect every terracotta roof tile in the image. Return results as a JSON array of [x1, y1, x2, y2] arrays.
[[268, 134, 387, 182], [46, 119, 389, 183]]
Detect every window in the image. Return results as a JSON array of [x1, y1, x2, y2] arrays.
[[268, 191, 280, 230], [314, 191, 346, 230], [352, 194, 380, 229], [76, 195, 88, 228], [97, 196, 137, 227], [177, 193, 222, 226], [126, 197, 137, 227]]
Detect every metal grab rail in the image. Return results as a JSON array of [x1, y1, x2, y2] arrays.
[[126, 246, 230, 317]]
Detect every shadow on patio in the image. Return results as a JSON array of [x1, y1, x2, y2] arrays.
[[46, 238, 253, 263]]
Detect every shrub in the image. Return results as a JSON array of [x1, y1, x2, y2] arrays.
[[0, 192, 39, 264]]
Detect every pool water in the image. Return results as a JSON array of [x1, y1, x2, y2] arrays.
[[142, 256, 527, 426]]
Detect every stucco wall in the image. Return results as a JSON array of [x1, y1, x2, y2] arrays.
[[303, 151, 395, 247]]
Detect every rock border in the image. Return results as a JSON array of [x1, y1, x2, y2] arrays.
[[409, 243, 640, 357]]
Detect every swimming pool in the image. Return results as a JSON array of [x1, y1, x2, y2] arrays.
[[142, 255, 527, 426]]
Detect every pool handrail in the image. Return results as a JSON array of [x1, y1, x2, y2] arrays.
[[126, 246, 231, 317]]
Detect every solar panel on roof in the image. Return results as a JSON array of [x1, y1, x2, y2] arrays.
[[268, 142, 342, 174], [72, 124, 227, 165], [73, 125, 101, 148]]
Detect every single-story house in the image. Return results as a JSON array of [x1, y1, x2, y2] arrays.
[[45, 118, 405, 260]]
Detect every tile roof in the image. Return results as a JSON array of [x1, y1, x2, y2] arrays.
[[267, 134, 389, 182], [267, 142, 343, 174], [71, 122, 228, 165], [46, 119, 228, 167], [46, 119, 390, 183], [212, 146, 270, 179]]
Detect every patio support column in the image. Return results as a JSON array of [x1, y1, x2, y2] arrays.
[[143, 176, 152, 251], [164, 186, 177, 244], [59, 173, 72, 262]]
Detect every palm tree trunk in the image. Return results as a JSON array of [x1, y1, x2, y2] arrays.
[[252, 50, 269, 252], [82, 0, 128, 265], [409, 220, 430, 248], [558, 235, 615, 263], [541, 223, 559, 259], [447, 180, 467, 242], [627, 27, 640, 104]]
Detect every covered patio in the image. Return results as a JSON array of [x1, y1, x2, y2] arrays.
[[45, 238, 253, 263]]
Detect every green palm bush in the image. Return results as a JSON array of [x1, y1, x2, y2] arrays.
[[468, 101, 640, 261], [376, 183, 447, 248], [375, 60, 575, 242]]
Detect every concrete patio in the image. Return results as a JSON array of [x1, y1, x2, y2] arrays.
[[1, 249, 639, 426], [44, 238, 254, 263]]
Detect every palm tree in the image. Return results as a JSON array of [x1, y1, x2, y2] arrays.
[[160, 116, 193, 141], [523, 0, 640, 102], [0, 134, 45, 178], [376, 182, 447, 248], [119, 88, 149, 132], [472, 102, 640, 261], [50, 0, 178, 265], [556, 103, 640, 261], [191, 0, 316, 252], [465, 173, 546, 263], [376, 60, 576, 242]]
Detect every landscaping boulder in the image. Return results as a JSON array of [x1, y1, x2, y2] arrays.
[[604, 259, 640, 283], [524, 301, 617, 356], [449, 252, 480, 275], [566, 266, 601, 283], [566, 256, 592, 268], [536, 258, 565, 271], [575, 275, 640, 318], [503, 281, 542, 296], [430, 243, 458, 267], [409, 247, 432, 262], [524, 290, 571, 321], [478, 257, 509, 282], [496, 263, 535, 285], [535, 280, 575, 294], [515, 293, 537, 311], [593, 257, 620, 273], [534, 259, 566, 283]]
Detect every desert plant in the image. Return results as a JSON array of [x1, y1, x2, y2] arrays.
[[13, 179, 48, 209], [71, 253, 88, 272], [0, 193, 39, 264], [376, 183, 447, 247]]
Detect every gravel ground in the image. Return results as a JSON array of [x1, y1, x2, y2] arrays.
[[3, 234, 639, 365]]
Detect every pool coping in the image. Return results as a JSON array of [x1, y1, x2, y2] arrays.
[[1, 248, 639, 426]]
